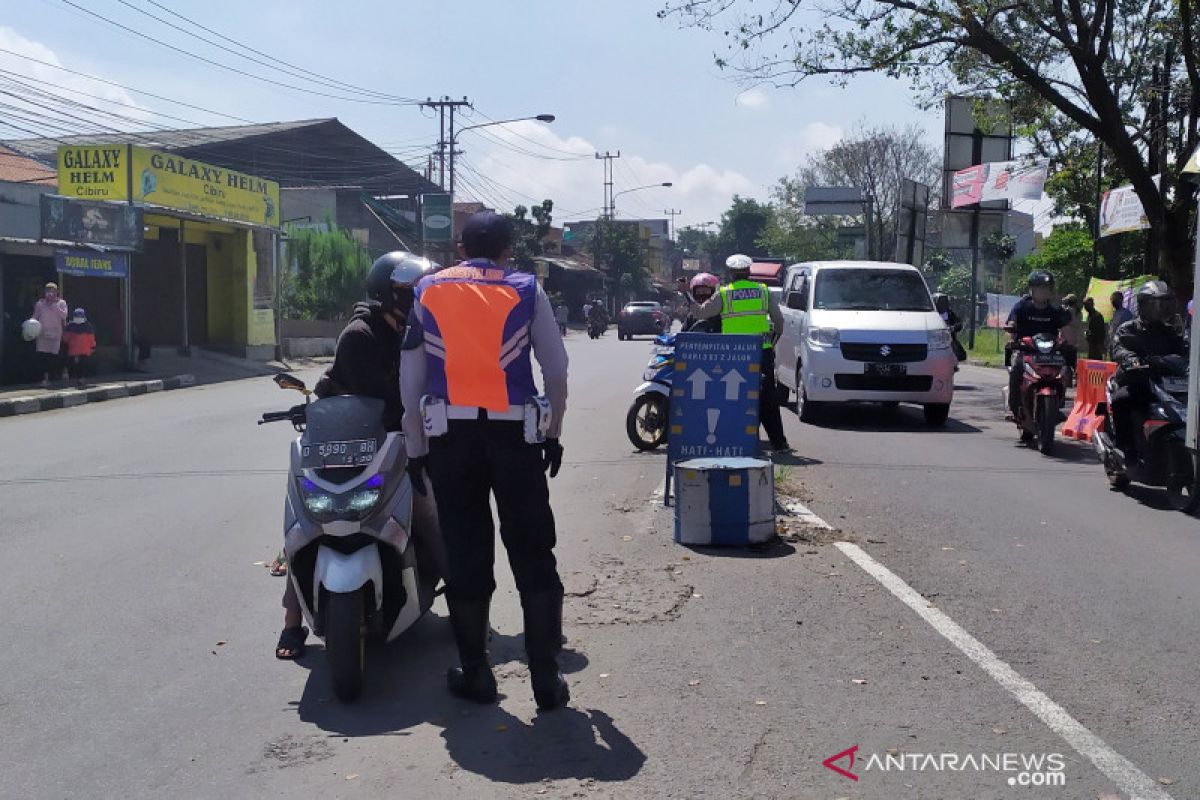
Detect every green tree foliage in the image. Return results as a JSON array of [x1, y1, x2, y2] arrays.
[[507, 200, 554, 272], [1019, 226, 1095, 299], [583, 219, 651, 301], [283, 223, 371, 320], [714, 195, 772, 261], [661, 0, 1199, 290]]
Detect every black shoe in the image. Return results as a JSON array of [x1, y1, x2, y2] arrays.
[[521, 590, 570, 711], [445, 597, 497, 703]]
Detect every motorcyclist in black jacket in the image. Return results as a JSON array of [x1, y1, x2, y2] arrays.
[[1109, 280, 1187, 457], [1006, 270, 1071, 419], [313, 252, 434, 430], [276, 251, 436, 661]]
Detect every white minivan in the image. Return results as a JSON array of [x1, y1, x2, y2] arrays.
[[775, 261, 956, 426]]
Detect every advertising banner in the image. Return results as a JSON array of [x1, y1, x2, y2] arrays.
[[131, 146, 280, 227], [57, 145, 130, 202], [1098, 179, 1157, 237], [1084, 276, 1157, 320], [54, 248, 129, 279], [41, 195, 143, 250], [950, 160, 1048, 208]]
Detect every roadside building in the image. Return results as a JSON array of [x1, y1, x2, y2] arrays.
[[0, 119, 438, 384]]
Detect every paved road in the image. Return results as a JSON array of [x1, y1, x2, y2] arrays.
[[1, 332, 1194, 799]]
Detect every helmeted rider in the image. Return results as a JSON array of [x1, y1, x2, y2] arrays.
[[1109, 280, 1188, 458], [691, 254, 790, 451], [1005, 270, 1071, 419], [682, 272, 720, 332], [313, 251, 436, 430], [277, 250, 439, 662]]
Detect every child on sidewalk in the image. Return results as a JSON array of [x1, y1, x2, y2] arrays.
[[62, 308, 97, 388]]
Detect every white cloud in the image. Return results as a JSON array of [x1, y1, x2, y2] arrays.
[[797, 122, 844, 152], [735, 88, 768, 109], [457, 119, 756, 230], [0, 27, 151, 138]]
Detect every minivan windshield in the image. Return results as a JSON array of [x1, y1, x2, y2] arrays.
[[812, 269, 934, 312]]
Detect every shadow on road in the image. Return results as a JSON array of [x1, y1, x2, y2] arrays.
[[686, 539, 798, 560], [806, 404, 983, 434], [290, 612, 645, 784]]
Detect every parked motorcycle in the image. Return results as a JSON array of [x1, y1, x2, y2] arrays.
[[259, 374, 440, 701], [625, 333, 675, 450], [1010, 333, 1067, 455], [1093, 355, 1200, 512]]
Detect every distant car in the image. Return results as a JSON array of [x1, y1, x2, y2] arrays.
[[618, 301, 667, 340]]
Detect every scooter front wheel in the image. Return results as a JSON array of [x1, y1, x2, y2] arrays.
[[325, 590, 365, 702], [626, 394, 669, 451], [1165, 442, 1200, 513], [1036, 395, 1056, 455]]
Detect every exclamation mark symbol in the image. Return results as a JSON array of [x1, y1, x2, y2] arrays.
[[706, 408, 720, 444]]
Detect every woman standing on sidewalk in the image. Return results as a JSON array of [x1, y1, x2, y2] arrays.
[[31, 282, 68, 387]]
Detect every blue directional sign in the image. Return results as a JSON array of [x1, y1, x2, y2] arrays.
[[667, 333, 762, 467]]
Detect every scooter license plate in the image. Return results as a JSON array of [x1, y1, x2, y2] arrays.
[[301, 438, 378, 468], [865, 362, 907, 376], [1034, 353, 1064, 365]]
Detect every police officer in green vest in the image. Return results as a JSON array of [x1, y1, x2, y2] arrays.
[[692, 254, 790, 451]]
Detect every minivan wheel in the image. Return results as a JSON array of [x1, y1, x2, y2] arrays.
[[923, 403, 950, 427]]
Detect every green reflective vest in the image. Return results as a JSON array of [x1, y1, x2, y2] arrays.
[[719, 280, 772, 348]]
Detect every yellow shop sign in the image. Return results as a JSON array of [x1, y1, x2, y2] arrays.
[[57, 145, 130, 201], [132, 146, 280, 227], [57, 144, 280, 227]]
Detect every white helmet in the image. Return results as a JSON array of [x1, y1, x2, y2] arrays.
[[725, 254, 754, 273], [21, 318, 42, 342]]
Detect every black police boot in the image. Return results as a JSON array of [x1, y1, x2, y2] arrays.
[[445, 597, 497, 703], [521, 590, 570, 711]]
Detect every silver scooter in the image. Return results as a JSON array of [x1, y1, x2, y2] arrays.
[[260, 374, 440, 701]]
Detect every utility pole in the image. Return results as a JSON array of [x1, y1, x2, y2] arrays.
[[421, 96, 471, 192], [595, 151, 620, 313], [664, 208, 681, 241]]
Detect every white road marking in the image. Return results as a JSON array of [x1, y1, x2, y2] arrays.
[[834, 541, 1175, 800], [782, 499, 833, 529]]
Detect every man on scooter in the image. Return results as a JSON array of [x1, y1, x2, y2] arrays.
[[1109, 281, 1187, 459], [275, 251, 443, 660], [1006, 270, 1071, 421]]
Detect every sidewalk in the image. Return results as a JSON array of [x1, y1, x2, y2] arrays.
[[0, 350, 330, 418]]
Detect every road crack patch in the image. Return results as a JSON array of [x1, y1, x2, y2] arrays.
[[565, 555, 694, 626]]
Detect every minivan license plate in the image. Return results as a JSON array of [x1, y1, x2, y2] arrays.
[[302, 438, 378, 468], [866, 362, 907, 377]]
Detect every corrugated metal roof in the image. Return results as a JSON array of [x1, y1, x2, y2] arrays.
[[1, 118, 337, 163]]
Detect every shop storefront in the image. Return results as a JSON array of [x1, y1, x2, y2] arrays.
[[54, 143, 282, 363]]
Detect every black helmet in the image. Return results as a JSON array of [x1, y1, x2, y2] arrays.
[[366, 251, 435, 315], [1027, 270, 1055, 289], [1135, 280, 1176, 324]]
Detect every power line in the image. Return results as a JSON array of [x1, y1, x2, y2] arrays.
[[56, 0, 419, 106], [115, 0, 418, 104], [470, 109, 591, 157], [0, 46, 255, 124]]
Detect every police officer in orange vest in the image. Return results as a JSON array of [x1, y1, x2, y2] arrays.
[[401, 212, 571, 710]]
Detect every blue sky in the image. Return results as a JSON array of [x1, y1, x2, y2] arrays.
[[1, 0, 944, 228]]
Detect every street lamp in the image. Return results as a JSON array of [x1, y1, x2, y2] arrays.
[[450, 114, 555, 194], [611, 182, 673, 217]]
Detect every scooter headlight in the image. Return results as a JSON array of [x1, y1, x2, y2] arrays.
[[299, 478, 336, 516], [346, 488, 382, 514], [1036, 338, 1055, 354]]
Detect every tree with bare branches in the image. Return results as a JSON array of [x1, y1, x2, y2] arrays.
[[659, 0, 1199, 291]]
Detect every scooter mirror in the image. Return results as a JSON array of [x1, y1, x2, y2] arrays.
[[274, 373, 309, 394]]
